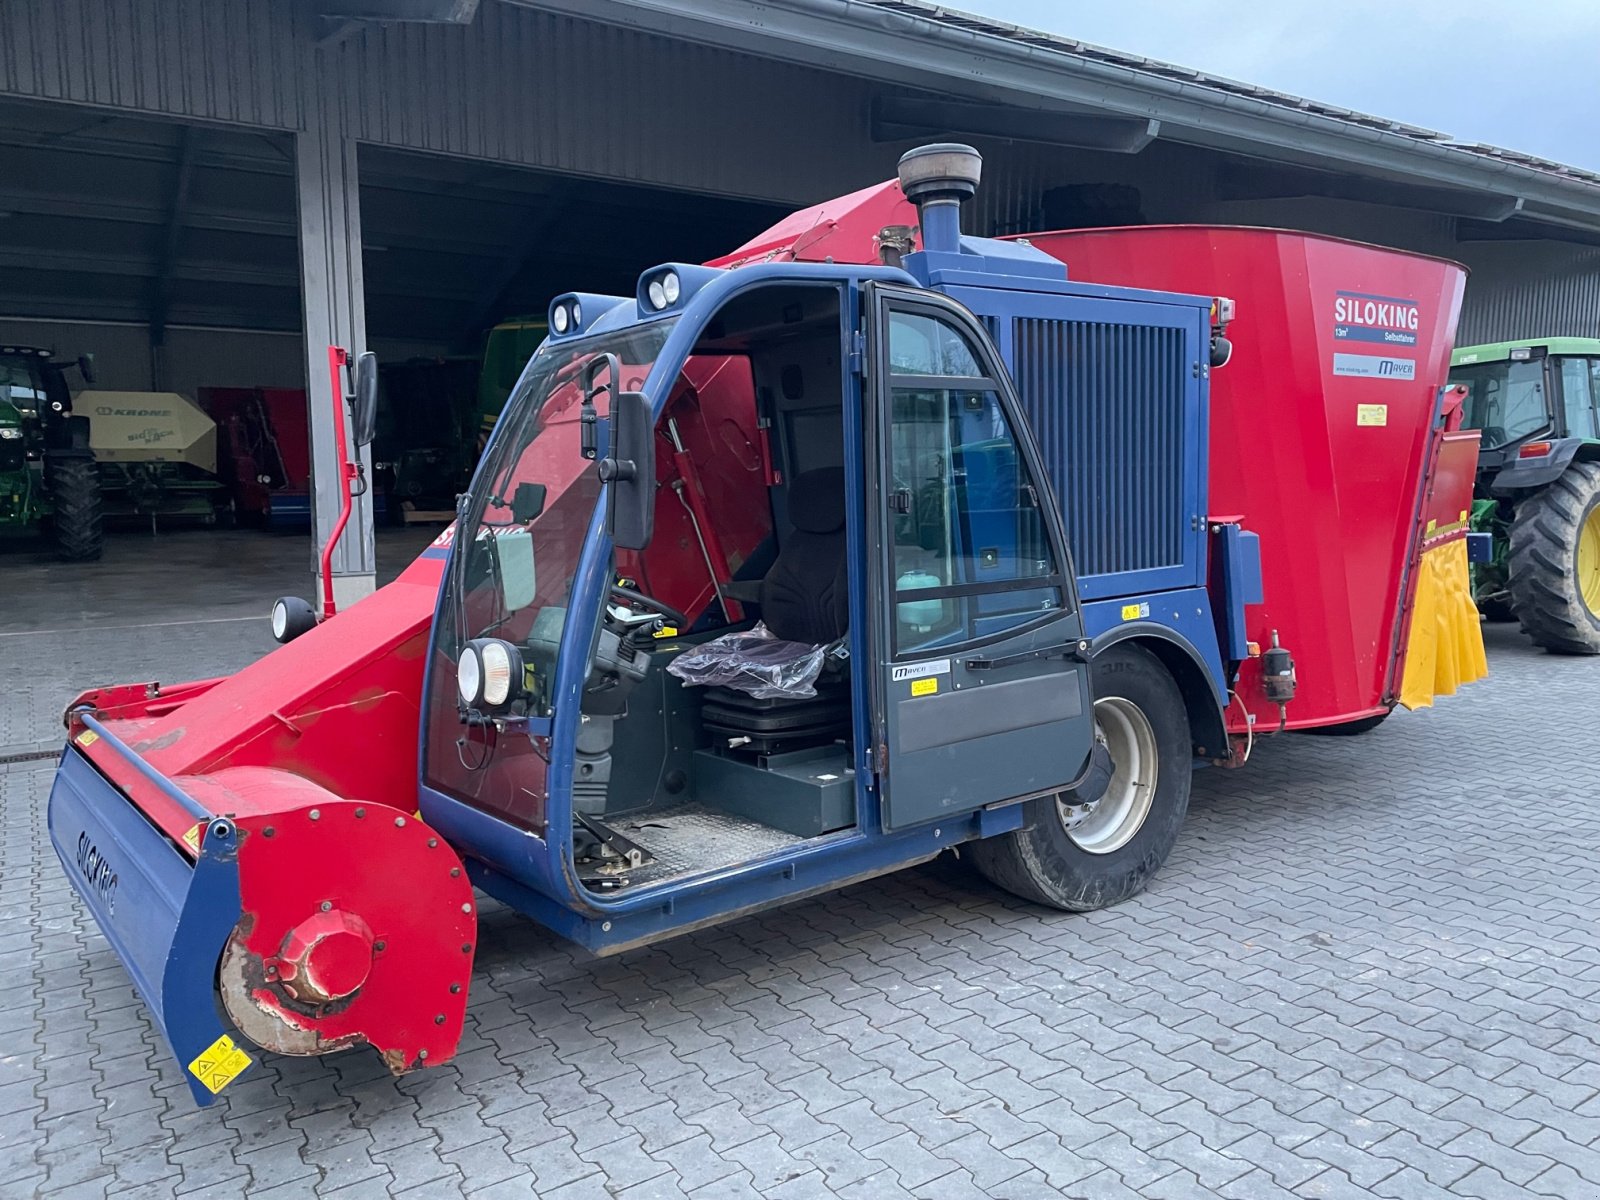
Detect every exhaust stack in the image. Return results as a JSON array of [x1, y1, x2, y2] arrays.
[[896, 143, 982, 255]]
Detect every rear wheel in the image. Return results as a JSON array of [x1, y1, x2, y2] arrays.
[[966, 645, 1191, 912], [47, 455, 103, 562], [1507, 462, 1600, 655]]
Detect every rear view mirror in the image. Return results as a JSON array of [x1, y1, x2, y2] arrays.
[[511, 482, 547, 524], [599, 390, 655, 550], [351, 351, 379, 447]]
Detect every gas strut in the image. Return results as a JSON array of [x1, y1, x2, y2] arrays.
[[666, 416, 742, 621]]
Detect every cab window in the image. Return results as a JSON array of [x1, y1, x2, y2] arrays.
[[885, 309, 1062, 655], [1563, 357, 1599, 439]]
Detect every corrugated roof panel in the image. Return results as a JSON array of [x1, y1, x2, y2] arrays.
[[0, 0, 303, 129], [339, 1, 887, 203]]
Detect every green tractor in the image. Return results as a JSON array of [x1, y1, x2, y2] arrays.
[[1450, 338, 1600, 653], [0, 344, 102, 560]]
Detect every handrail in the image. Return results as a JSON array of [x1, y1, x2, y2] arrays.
[[75, 710, 212, 824]]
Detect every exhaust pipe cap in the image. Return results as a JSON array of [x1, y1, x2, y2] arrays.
[[896, 143, 982, 206]]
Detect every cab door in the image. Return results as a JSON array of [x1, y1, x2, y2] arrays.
[[865, 284, 1095, 831]]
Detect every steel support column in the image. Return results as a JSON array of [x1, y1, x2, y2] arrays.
[[296, 64, 375, 605]]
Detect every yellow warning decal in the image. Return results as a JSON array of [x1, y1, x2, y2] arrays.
[[1120, 601, 1150, 621], [911, 677, 938, 697], [1357, 404, 1388, 427], [75, 730, 99, 747], [188, 1033, 253, 1095], [181, 824, 203, 855]]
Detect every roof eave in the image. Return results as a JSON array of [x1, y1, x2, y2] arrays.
[[508, 0, 1600, 234]]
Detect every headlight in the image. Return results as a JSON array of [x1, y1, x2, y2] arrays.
[[270, 596, 317, 644], [570, 300, 581, 327], [458, 638, 525, 710], [552, 304, 569, 334], [647, 279, 668, 311], [660, 271, 680, 305], [457, 645, 483, 706], [0, 428, 20, 440]]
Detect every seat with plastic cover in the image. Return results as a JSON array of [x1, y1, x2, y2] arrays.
[[669, 467, 852, 751]]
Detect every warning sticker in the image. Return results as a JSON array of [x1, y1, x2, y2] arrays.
[[1357, 404, 1388, 427], [75, 730, 99, 747], [187, 1034, 254, 1095], [911, 677, 938, 697], [1121, 601, 1150, 621], [181, 824, 203, 855]]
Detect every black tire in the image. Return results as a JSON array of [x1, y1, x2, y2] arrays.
[[1506, 461, 1600, 655], [966, 644, 1191, 912], [1298, 712, 1389, 736], [46, 455, 103, 562]]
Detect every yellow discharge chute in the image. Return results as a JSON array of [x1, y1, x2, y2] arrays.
[[1399, 527, 1488, 710]]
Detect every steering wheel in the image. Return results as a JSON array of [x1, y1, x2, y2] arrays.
[[609, 583, 689, 631]]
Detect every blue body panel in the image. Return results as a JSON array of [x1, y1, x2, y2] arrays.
[[1211, 526, 1265, 663], [419, 252, 1233, 946], [47, 740, 243, 1106]]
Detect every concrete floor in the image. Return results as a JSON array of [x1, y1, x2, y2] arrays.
[[3, 534, 1600, 1198], [0, 525, 438, 750]]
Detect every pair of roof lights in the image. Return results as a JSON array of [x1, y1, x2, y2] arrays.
[[643, 269, 681, 312]]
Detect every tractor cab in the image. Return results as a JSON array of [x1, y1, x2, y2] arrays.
[[1451, 339, 1600, 477], [1449, 339, 1600, 648], [419, 253, 1100, 947]]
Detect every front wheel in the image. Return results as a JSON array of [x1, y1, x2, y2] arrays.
[[966, 644, 1192, 912], [47, 454, 103, 562]]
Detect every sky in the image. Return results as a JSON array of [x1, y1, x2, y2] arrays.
[[950, 1, 1600, 173]]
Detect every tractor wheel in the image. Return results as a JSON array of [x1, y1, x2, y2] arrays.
[[966, 645, 1191, 912], [1507, 461, 1600, 655], [47, 455, 103, 562]]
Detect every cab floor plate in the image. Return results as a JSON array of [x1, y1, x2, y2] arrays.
[[607, 803, 804, 889]]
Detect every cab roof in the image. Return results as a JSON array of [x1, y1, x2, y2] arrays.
[[1452, 337, 1600, 365]]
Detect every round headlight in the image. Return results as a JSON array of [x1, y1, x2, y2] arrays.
[[570, 301, 581, 327], [552, 304, 570, 334], [660, 271, 680, 305], [269, 595, 317, 644], [480, 640, 514, 706], [457, 645, 483, 707], [647, 279, 668, 311]]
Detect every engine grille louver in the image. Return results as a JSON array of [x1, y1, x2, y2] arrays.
[[1012, 316, 1187, 580]]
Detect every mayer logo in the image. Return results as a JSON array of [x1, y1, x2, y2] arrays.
[[74, 832, 118, 913], [1334, 291, 1420, 348]]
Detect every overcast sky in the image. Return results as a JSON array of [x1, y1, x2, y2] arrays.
[[951, 1, 1600, 172]]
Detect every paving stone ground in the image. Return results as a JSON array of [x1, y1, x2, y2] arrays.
[[3, 531, 1599, 1197]]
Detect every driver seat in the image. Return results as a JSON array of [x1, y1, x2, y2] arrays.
[[701, 466, 852, 756], [759, 466, 849, 645]]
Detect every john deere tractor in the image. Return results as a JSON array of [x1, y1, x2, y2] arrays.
[[1450, 338, 1600, 653], [0, 344, 101, 560]]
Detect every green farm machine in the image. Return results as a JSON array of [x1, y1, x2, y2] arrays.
[[1450, 338, 1600, 653], [0, 344, 101, 560]]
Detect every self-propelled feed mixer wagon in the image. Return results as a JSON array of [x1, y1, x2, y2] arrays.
[[48, 145, 1486, 1105]]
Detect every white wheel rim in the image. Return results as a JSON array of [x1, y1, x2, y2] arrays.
[[1066, 696, 1159, 855]]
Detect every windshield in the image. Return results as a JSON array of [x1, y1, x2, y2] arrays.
[[1451, 359, 1550, 449], [0, 358, 45, 422], [422, 318, 678, 828]]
